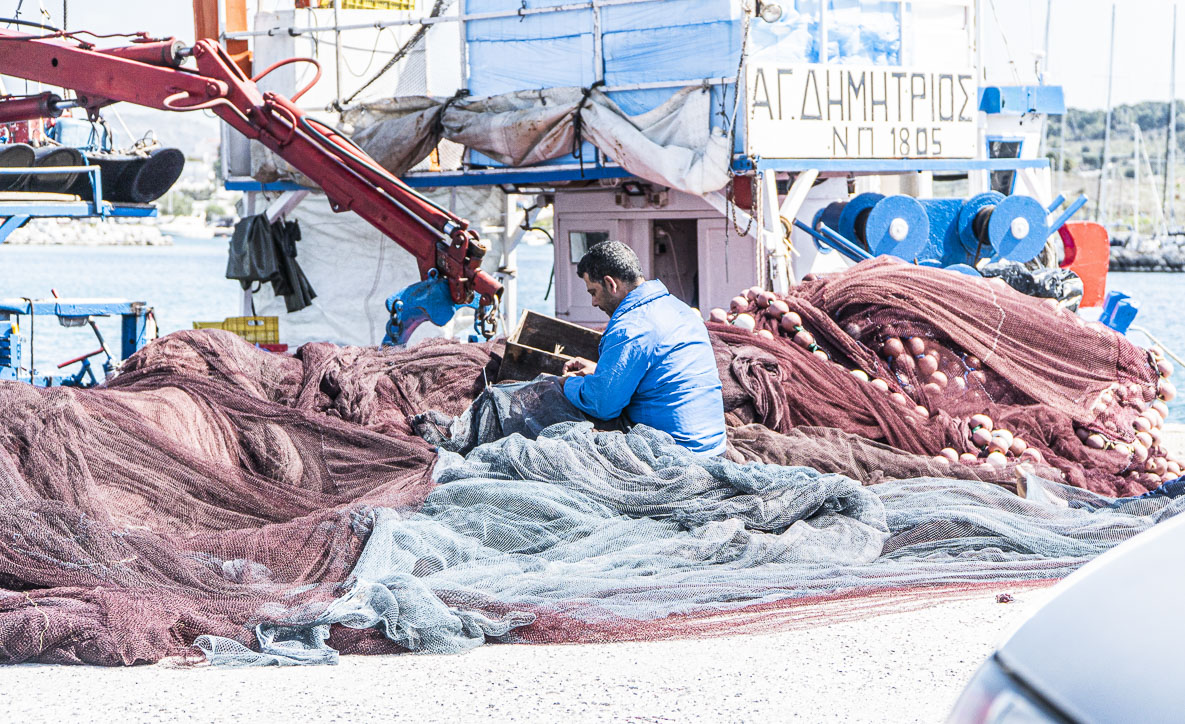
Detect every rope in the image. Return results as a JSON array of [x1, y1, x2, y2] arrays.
[[432, 88, 467, 139], [1130, 326, 1185, 368], [571, 81, 605, 178], [340, 0, 453, 109]]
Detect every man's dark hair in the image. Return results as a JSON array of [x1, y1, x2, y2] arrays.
[[577, 240, 644, 283]]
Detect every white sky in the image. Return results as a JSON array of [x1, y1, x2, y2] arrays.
[[7, 0, 1181, 110]]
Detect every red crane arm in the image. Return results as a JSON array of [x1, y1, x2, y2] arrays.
[[0, 29, 502, 308]]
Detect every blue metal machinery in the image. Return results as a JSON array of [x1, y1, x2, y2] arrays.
[[0, 165, 159, 242], [796, 192, 1089, 271], [0, 297, 153, 386]]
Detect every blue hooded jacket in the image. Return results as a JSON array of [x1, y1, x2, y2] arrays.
[[563, 279, 727, 456]]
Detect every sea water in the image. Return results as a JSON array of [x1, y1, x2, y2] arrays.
[[2, 240, 1182, 420]]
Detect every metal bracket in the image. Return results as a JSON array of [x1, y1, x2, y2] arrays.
[[382, 271, 495, 346]]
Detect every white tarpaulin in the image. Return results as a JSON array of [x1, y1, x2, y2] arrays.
[[256, 85, 731, 196], [248, 186, 510, 348]]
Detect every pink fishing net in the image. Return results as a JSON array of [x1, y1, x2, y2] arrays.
[[0, 259, 1177, 665]]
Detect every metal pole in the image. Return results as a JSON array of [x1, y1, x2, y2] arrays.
[[333, 0, 343, 110], [1058, 111, 1066, 197], [1037, 0, 1054, 160], [1167, 4, 1178, 227], [1097, 3, 1117, 224], [1134, 121, 1141, 236]]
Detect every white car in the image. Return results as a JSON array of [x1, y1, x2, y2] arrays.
[[948, 509, 1184, 723]]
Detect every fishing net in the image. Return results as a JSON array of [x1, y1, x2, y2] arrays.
[[0, 258, 1179, 666], [716, 257, 1176, 497], [193, 420, 1183, 665]]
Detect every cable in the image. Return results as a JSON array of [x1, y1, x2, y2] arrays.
[[0, 15, 59, 31], [341, 0, 453, 107]]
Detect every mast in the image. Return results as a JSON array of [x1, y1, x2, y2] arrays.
[[1166, 4, 1178, 228], [1096, 3, 1117, 225], [1134, 121, 1141, 237]]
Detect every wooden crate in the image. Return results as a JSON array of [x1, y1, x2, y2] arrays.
[[498, 310, 602, 382]]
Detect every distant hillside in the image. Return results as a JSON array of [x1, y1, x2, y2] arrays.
[[98, 104, 220, 159]]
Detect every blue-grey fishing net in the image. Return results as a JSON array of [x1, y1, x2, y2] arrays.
[[193, 381, 1184, 666]]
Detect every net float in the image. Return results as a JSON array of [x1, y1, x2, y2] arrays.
[[923, 382, 943, 396], [883, 337, 905, 358], [843, 322, 863, 337], [1158, 378, 1176, 402], [708, 308, 728, 323], [939, 448, 960, 462], [990, 429, 1014, 450], [1151, 400, 1170, 419], [965, 355, 981, 370], [971, 427, 992, 448], [959, 452, 979, 465], [1168, 460, 1182, 476], [812, 349, 829, 362], [917, 355, 939, 377], [793, 330, 815, 348], [768, 299, 790, 316], [1020, 448, 1044, 464], [756, 329, 774, 339], [779, 314, 800, 333], [1009, 437, 1028, 456], [1158, 359, 1174, 378], [894, 355, 916, 373], [870, 378, 890, 392], [1133, 416, 1152, 433], [986, 451, 1009, 468], [1075, 427, 1090, 441], [1144, 408, 1163, 428], [951, 376, 967, 392], [969, 370, 987, 385], [732, 313, 756, 331], [730, 296, 750, 313], [1132, 442, 1149, 463], [851, 369, 870, 382], [969, 414, 993, 430], [907, 337, 926, 356], [890, 392, 910, 407], [931, 455, 952, 466], [755, 290, 775, 308], [1135, 431, 1154, 448], [745, 286, 763, 301], [1161, 472, 1178, 483], [1085, 433, 1107, 449], [929, 371, 948, 388]]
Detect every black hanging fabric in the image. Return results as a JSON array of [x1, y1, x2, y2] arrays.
[[226, 214, 317, 313]]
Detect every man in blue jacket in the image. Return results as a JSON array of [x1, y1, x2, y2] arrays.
[[561, 240, 727, 456]]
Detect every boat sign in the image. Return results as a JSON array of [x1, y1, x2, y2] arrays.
[[746, 64, 979, 159]]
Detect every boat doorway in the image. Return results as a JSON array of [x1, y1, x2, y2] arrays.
[[651, 219, 699, 309]]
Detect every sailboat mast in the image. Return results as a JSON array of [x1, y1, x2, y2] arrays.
[[1097, 3, 1117, 225], [1166, 4, 1178, 227]]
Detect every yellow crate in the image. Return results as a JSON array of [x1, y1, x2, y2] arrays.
[[298, 0, 414, 9], [342, 0, 415, 8], [192, 316, 279, 344]]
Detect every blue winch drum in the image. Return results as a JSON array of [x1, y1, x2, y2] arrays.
[[956, 191, 1007, 258], [863, 195, 930, 260], [811, 201, 847, 254], [988, 194, 1050, 263], [837, 192, 884, 250]]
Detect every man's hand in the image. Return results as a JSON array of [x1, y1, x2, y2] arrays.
[[563, 357, 597, 376]]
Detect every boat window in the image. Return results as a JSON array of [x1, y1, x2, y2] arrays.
[[569, 231, 610, 264]]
